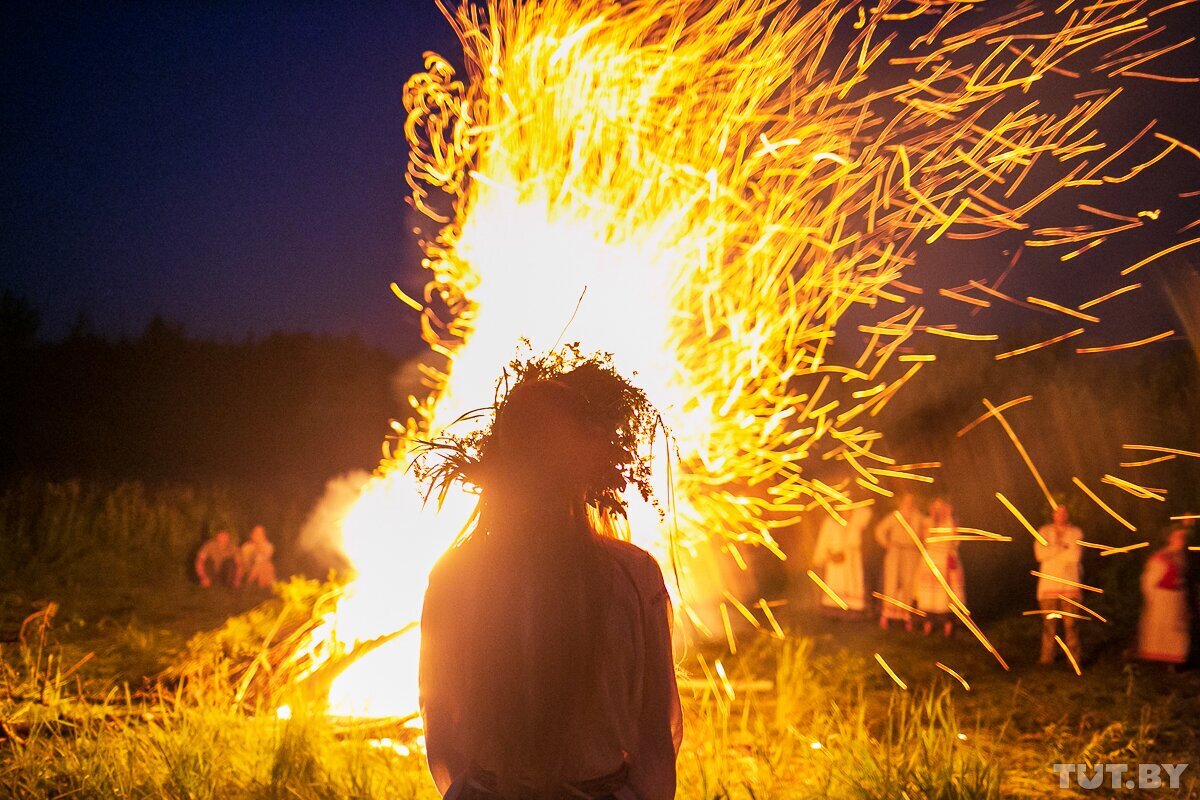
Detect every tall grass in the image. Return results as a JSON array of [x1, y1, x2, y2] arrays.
[[6, 628, 1198, 799], [3, 621, 1002, 800], [1, 624, 435, 799], [1, 694, 438, 799], [679, 639, 1002, 799], [0, 479, 306, 588]]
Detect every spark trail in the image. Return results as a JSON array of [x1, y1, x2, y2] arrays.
[[302, 0, 1198, 717]]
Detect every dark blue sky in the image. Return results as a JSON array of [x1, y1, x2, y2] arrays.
[[2, 3, 1198, 354], [2, 3, 457, 353]]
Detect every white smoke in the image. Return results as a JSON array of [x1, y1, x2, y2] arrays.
[[298, 470, 373, 572]]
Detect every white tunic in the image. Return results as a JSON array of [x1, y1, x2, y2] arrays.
[[1035, 524, 1084, 600], [915, 535, 964, 615], [812, 506, 870, 611], [1138, 549, 1190, 664], [875, 511, 925, 618]]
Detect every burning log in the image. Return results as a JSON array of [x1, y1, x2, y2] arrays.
[[287, 624, 417, 715]]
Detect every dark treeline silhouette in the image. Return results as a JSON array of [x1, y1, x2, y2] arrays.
[[1, 292, 408, 585], [3, 289, 1197, 627], [1, 293, 402, 494]]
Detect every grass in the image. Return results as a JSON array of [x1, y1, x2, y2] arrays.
[[1, 593, 431, 799], [678, 638, 1002, 799], [5, 582, 1199, 799], [3, 479, 1198, 797]]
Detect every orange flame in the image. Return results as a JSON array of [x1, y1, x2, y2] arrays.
[[299, 0, 1197, 719]]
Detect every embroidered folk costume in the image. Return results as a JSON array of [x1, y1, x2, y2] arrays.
[[875, 494, 925, 628], [1034, 505, 1084, 665], [914, 498, 965, 636], [812, 505, 871, 612], [1138, 528, 1190, 665]]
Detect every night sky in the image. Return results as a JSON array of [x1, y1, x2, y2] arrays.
[[3, 3, 1198, 354], [3, 3, 457, 353]]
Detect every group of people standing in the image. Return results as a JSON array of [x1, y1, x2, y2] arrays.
[[813, 492, 966, 637], [810, 491, 1195, 669], [1033, 511, 1195, 669], [194, 525, 277, 590]]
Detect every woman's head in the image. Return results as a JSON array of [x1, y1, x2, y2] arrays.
[[929, 495, 953, 522], [419, 349, 659, 529], [483, 378, 614, 499], [1163, 524, 1189, 551]]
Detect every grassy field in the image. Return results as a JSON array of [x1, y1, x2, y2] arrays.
[[3, 575, 1198, 799]]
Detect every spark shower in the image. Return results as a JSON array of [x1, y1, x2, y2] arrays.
[[296, 0, 1199, 719]]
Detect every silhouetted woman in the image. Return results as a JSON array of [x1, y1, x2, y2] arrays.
[[418, 361, 682, 800]]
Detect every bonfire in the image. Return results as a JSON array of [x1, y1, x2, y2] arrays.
[[219, 0, 1197, 721]]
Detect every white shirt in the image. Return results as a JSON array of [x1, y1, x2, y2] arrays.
[[1035, 523, 1084, 599]]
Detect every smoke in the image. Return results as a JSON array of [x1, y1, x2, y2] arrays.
[[390, 358, 428, 411], [293, 355, 431, 577], [295, 357, 431, 575], [297, 470, 373, 574]]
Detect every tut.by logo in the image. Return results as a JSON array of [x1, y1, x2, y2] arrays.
[[1053, 763, 1188, 790]]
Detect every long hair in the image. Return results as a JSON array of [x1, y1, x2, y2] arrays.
[[420, 355, 660, 796]]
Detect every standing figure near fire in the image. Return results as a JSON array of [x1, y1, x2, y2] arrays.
[[240, 525, 277, 589], [875, 492, 925, 631], [419, 360, 682, 800], [812, 502, 870, 614], [914, 496, 965, 637], [195, 529, 242, 589], [1035, 503, 1084, 666], [1137, 524, 1191, 668]]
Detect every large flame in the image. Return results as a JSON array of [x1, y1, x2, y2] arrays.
[[305, 0, 1194, 718]]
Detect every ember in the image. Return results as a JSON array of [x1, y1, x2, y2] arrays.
[[300, 0, 1200, 718]]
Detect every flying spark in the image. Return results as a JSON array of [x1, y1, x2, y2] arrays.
[[296, 0, 1200, 718]]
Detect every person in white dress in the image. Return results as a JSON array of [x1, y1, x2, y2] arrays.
[[1137, 524, 1190, 668], [812, 504, 871, 614], [915, 496, 965, 637], [874, 492, 925, 631], [1035, 503, 1084, 666]]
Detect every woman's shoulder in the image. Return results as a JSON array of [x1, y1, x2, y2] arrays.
[[1150, 547, 1178, 563], [598, 538, 668, 597], [599, 536, 660, 567], [427, 537, 484, 587]]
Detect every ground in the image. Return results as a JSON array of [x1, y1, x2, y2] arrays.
[[2, 581, 1198, 798]]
